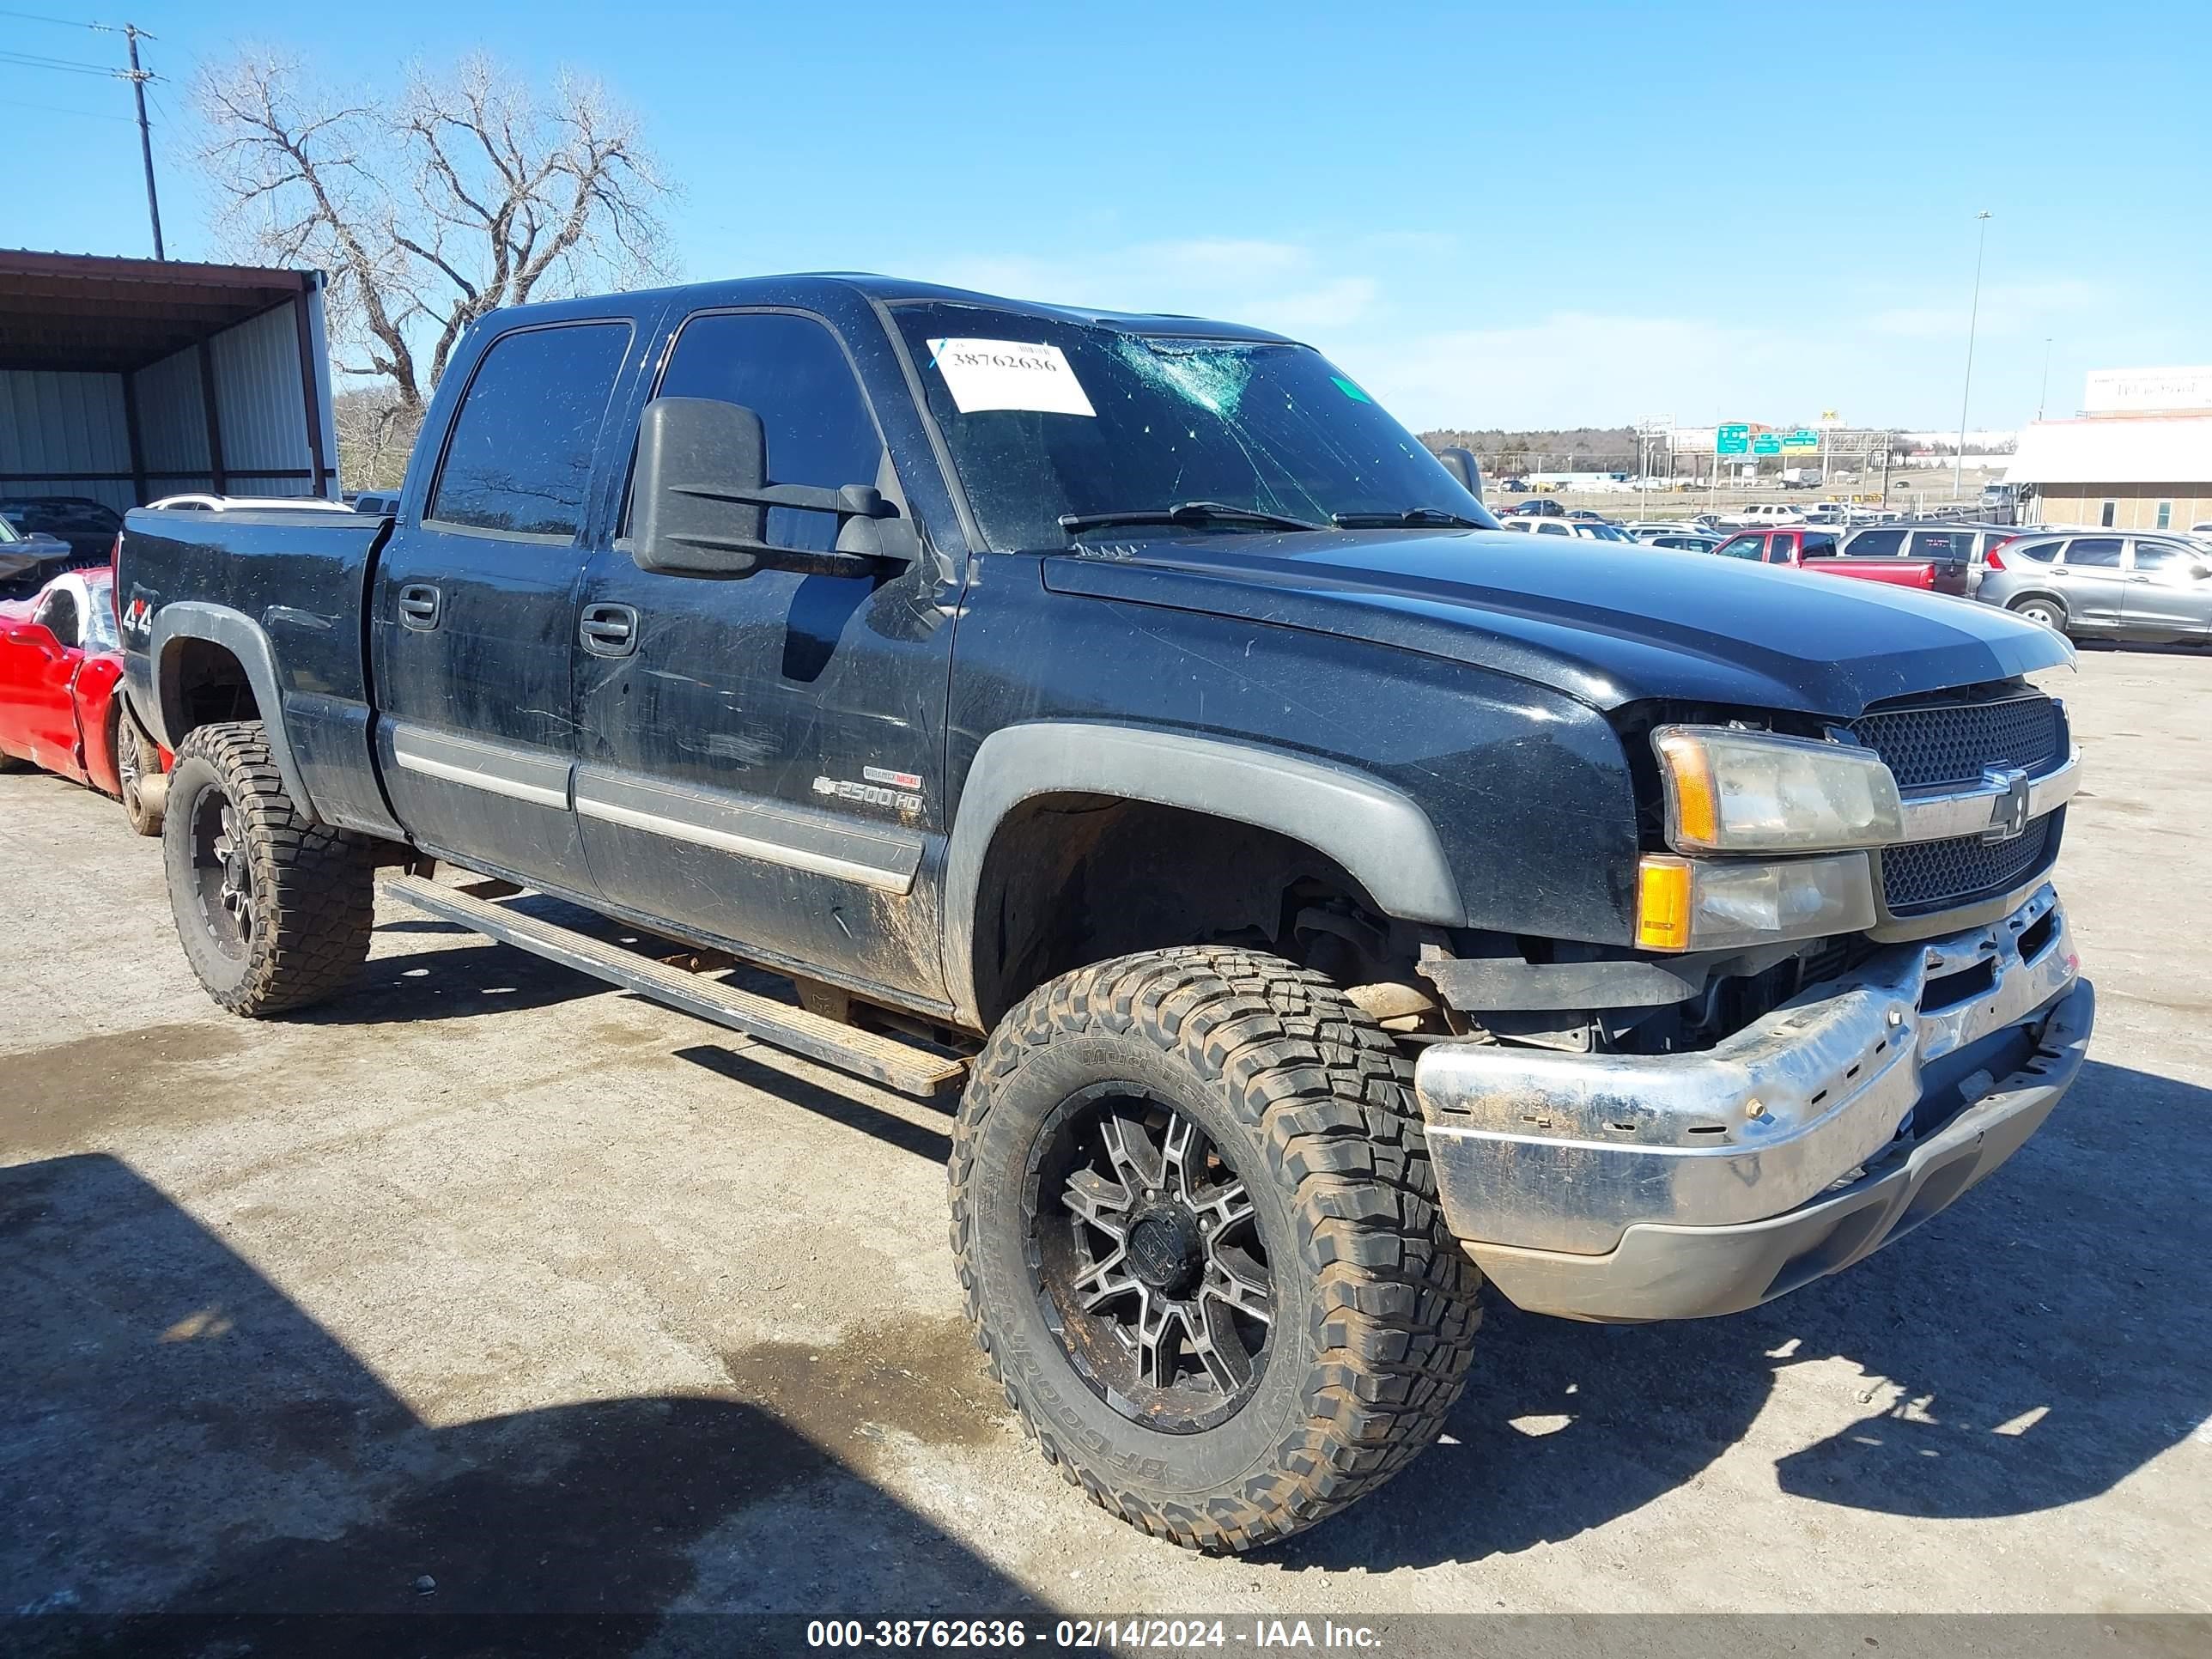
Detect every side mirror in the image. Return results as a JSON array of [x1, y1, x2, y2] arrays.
[[4, 623, 62, 655], [624, 396, 910, 580], [1435, 446, 1485, 502]]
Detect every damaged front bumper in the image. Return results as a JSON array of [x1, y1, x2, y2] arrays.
[[1415, 884, 2091, 1322]]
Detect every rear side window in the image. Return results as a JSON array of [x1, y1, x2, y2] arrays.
[[1908, 529, 1972, 558], [1799, 533, 1838, 558], [1847, 528, 1905, 557], [428, 322, 634, 538], [648, 312, 886, 553], [2063, 538, 2123, 568], [2010, 538, 2060, 562]]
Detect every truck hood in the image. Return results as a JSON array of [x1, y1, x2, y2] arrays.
[[1040, 529, 2072, 716]]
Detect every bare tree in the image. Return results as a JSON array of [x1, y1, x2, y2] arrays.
[[195, 50, 674, 426], [331, 386, 422, 491]]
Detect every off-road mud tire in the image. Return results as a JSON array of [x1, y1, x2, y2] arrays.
[[161, 720, 374, 1017], [951, 945, 1483, 1553]]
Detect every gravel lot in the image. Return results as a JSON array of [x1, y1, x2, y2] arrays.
[[3, 647, 2209, 1644]]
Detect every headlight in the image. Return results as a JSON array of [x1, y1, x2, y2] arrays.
[[1636, 854, 1877, 952], [1652, 725, 1903, 854]]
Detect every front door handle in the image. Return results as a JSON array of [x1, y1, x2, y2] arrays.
[[398, 584, 441, 629], [580, 603, 638, 658]]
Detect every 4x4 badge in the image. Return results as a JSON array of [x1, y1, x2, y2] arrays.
[[1982, 767, 2032, 842]]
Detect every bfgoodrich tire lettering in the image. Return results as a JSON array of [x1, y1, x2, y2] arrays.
[[161, 720, 374, 1017], [950, 945, 1482, 1552]]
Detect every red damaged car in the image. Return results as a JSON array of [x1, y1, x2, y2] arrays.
[[0, 566, 164, 834]]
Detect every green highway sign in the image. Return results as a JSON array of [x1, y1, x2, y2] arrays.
[[1717, 422, 1751, 455], [1781, 428, 1820, 450], [1751, 434, 1783, 455]]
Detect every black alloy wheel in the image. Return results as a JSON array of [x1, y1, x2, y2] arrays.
[[1027, 1083, 1273, 1432]]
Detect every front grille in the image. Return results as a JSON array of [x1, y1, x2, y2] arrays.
[[1878, 811, 2063, 916], [1850, 694, 2065, 792]]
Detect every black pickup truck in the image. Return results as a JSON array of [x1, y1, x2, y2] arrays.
[[116, 274, 2094, 1553]]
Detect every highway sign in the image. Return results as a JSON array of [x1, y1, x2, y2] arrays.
[[1751, 434, 1783, 455], [1782, 428, 1820, 450], [1717, 422, 1751, 455]]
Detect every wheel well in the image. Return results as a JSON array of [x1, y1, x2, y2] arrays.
[[2008, 591, 2067, 616], [968, 793, 1430, 1028], [159, 636, 261, 742]]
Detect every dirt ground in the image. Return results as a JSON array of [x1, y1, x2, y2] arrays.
[[3, 647, 2208, 1645]]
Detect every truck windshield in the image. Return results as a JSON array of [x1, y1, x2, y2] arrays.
[[890, 301, 1494, 552]]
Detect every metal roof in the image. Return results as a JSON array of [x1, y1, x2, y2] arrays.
[[0, 249, 317, 374]]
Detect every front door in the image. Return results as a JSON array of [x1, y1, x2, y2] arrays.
[[2123, 539, 2212, 638], [371, 318, 641, 890], [0, 580, 86, 776], [570, 308, 960, 1003], [2051, 536, 2128, 629]]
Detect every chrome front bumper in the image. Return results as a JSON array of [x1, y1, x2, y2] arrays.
[[1415, 884, 2089, 1321]]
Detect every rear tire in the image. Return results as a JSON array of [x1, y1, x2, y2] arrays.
[[115, 704, 162, 837], [2010, 596, 2069, 635], [951, 945, 1482, 1553], [161, 720, 374, 1017]]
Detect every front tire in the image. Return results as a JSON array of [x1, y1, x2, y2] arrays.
[[161, 720, 374, 1017], [951, 946, 1482, 1552]]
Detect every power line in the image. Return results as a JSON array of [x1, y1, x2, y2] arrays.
[[6, 92, 134, 120], [0, 5, 100, 26], [0, 46, 120, 73]]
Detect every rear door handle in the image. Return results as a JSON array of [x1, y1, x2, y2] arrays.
[[398, 584, 441, 629], [580, 603, 638, 658]]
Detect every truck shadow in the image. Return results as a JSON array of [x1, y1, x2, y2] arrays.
[[0, 1153, 1037, 1653], [1281, 1056, 2212, 1571]]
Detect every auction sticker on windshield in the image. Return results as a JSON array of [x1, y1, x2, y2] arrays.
[[928, 338, 1097, 416]]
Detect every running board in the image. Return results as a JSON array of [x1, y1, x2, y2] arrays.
[[380, 874, 970, 1100]]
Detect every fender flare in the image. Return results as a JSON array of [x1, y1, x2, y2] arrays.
[[145, 601, 320, 825], [939, 721, 1467, 1029]]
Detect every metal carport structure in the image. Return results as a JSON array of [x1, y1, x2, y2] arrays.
[[0, 249, 338, 513]]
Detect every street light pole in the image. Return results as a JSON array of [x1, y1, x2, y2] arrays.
[[2038, 336, 2053, 421], [1954, 210, 1991, 499]]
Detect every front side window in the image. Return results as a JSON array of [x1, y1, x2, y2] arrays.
[[649, 312, 886, 554], [1715, 534, 1763, 560], [33, 586, 80, 648], [891, 301, 1490, 551], [428, 321, 634, 538], [2063, 537, 2123, 568], [2131, 543, 2188, 573]]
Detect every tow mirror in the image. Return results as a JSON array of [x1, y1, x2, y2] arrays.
[[623, 396, 914, 580], [1435, 446, 1485, 502]]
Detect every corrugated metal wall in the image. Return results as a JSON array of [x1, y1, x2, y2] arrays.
[[0, 368, 135, 513], [208, 302, 313, 495], [0, 296, 320, 509]]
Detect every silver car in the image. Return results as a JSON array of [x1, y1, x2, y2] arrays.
[[1976, 531, 2212, 645]]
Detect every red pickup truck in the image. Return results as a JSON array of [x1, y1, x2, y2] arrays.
[[1711, 527, 1972, 596]]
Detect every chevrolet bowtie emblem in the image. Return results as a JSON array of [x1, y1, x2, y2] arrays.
[[1982, 767, 2032, 842]]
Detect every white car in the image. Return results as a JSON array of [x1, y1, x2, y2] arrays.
[[1718, 501, 1808, 528], [146, 494, 355, 513], [1502, 519, 1636, 543]]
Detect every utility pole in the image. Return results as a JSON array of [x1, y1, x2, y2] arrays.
[[1954, 209, 1991, 499], [96, 22, 164, 259]]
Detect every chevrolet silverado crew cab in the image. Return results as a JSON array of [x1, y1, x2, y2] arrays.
[[116, 275, 2094, 1553]]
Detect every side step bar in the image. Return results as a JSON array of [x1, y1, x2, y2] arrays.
[[380, 874, 970, 1100]]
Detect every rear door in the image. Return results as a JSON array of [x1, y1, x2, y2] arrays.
[[2051, 536, 2127, 628], [2123, 539, 2212, 637], [371, 317, 645, 889], [568, 307, 960, 1000]]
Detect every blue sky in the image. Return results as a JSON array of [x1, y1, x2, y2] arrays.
[[6, 0, 2208, 430]]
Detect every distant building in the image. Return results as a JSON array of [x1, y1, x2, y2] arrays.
[[2008, 367, 2212, 531]]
